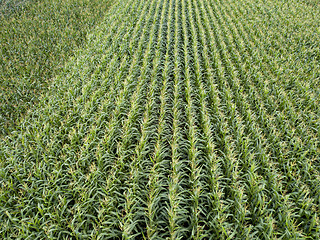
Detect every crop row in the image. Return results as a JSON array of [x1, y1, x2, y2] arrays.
[[0, 0, 319, 239]]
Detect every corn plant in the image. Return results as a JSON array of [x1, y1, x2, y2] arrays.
[[0, 0, 319, 239]]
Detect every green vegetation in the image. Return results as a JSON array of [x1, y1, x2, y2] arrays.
[[0, 0, 111, 135], [0, 0, 28, 15], [0, 0, 319, 239]]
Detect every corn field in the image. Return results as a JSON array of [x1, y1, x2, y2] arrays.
[[0, 0, 319, 239], [0, 0, 112, 135]]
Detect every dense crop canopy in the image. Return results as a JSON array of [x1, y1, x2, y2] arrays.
[[0, 0, 112, 135], [0, 0, 319, 239]]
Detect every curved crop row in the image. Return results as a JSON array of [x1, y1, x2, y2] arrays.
[[0, 0, 319, 239]]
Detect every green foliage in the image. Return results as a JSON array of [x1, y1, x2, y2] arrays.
[[0, 0, 319, 239], [0, 0, 112, 135], [0, 0, 28, 15]]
